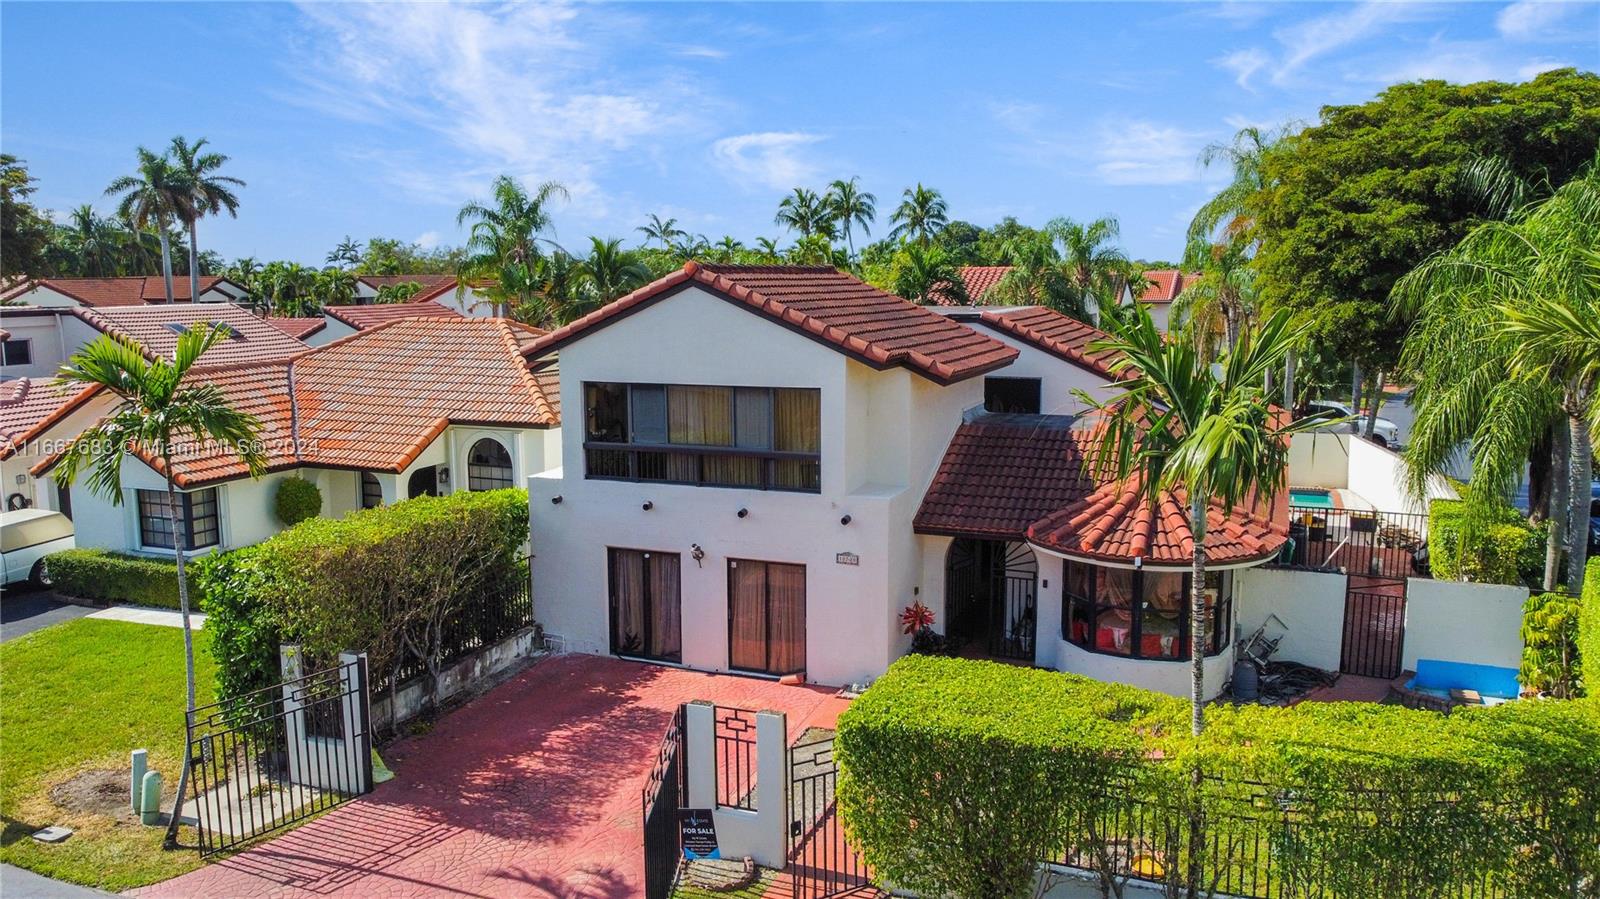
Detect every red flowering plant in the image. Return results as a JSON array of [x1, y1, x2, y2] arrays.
[[899, 601, 950, 655]]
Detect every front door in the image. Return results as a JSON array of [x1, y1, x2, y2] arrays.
[[609, 548, 683, 662], [728, 559, 806, 676], [945, 539, 1038, 661]]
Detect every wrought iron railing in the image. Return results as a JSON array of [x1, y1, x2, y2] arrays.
[[385, 557, 533, 689], [715, 706, 759, 810], [1271, 505, 1430, 580]]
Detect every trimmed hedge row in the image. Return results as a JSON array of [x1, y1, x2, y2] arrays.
[[1583, 556, 1600, 694], [837, 655, 1600, 899], [43, 549, 180, 609], [1427, 499, 1544, 586]]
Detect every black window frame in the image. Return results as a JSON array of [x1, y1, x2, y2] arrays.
[[1061, 563, 1232, 660], [136, 487, 220, 551], [360, 472, 384, 509], [984, 376, 1042, 414], [582, 382, 822, 493], [1, 338, 33, 366], [466, 437, 515, 491]]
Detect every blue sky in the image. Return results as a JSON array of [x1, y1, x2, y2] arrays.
[[3, 1, 1596, 266]]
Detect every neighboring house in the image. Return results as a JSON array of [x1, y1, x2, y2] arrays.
[[263, 316, 328, 342], [29, 316, 560, 556], [522, 262, 1287, 695], [0, 275, 249, 308], [1, 377, 115, 516], [355, 274, 491, 316], [306, 300, 462, 346], [0, 307, 75, 379], [952, 266, 1191, 332]]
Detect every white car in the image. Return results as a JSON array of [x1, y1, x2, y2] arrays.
[[1, 508, 75, 587], [1305, 400, 1401, 449]]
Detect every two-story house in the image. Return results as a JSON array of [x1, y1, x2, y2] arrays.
[[522, 263, 1284, 695]]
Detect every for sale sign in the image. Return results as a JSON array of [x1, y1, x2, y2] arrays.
[[679, 808, 720, 860]]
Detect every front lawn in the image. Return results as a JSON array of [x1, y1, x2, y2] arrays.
[[0, 618, 217, 890]]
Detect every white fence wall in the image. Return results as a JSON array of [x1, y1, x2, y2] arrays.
[[1235, 567, 1346, 671], [1403, 577, 1526, 671], [1287, 432, 1350, 490], [1347, 436, 1457, 517]]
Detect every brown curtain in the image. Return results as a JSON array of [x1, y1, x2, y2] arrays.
[[609, 550, 646, 656], [774, 389, 821, 489], [648, 552, 682, 661], [728, 560, 768, 671], [669, 386, 734, 446], [766, 563, 806, 674]]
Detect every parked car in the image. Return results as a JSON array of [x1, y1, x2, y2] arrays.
[[1, 508, 75, 587], [1304, 399, 1401, 449]]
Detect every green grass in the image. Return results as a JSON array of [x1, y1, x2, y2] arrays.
[[672, 866, 780, 898], [0, 618, 217, 890]]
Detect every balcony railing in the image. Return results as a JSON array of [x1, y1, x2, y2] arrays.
[[1270, 505, 1430, 580]]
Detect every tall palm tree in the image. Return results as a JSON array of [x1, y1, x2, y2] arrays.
[[314, 267, 361, 306], [65, 205, 122, 277], [1187, 125, 1288, 244], [1396, 155, 1600, 589], [106, 147, 187, 302], [775, 188, 830, 240], [168, 136, 244, 305], [891, 244, 967, 306], [1173, 236, 1259, 354], [578, 237, 652, 304], [1087, 307, 1319, 734], [327, 236, 363, 268], [711, 236, 744, 263], [637, 214, 686, 250], [457, 176, 568, 316], [53, 326, 265, 844], [754, 237, 782, 262], [887, 183, 948, 245], [825, 177, 877, 257], [991, 235, 1070, 310], [1048, 216, 1130, 320]]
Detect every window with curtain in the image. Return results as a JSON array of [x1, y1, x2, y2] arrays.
[[360, 473, 384, 509], [727, 559, 806, 675], [1061, 562, 1232, 660], [608, 548, 682, 662], [467, 438, 514, 490], [583, 382, 821, 492], [137, 487, 220, 551]]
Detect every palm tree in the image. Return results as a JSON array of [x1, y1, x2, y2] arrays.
[[1048, 216, 1130, 321], [106, 147, 187, 302], [890, 244, 967, 306], [457, 176, 569, 316], [1087, 307, 1319, 734], [578, 237, 652, 304], [53, 326, 265, 844], [990, 235, 1070, 310], [1395, 155, 1600, 589], [1173, 236, 1259, 354], [775, 188, 831, 240], [826, 177, 877, 257], [887, 183, 948, 245], [64, 205, 122, 277], [637, 214, 686, 250], [711, 236, 744, 263], [168, 137, 244, 305], [314, 267, 361, 306], [327, 236, 363, 268], [754, 237, 783, 262], [1187, 125, 1288, 244]]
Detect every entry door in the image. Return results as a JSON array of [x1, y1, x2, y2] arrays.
[[728, 559, 806, 676], [609, 549, 683, 662]]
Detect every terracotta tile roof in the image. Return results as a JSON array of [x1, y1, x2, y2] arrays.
[[956, 266, 1013, 301], [0, 377, 100, 461], [526, 262, 1018, 384], [76, 305, 311, 367], [358, 274, 457, 292], [0, 276, 240, 307], [264, 316, 327, 340], [973, 306, 1122, 378], [915, 414, 1286, 567], [1138, 270, 1196, 304], [324, 300, 461, 331], [32, 317, 557, 487]]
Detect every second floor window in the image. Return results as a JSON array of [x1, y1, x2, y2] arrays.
[[584, 382, 821, 492]]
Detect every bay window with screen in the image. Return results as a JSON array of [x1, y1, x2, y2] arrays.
[[137, 487, 220, 551], [1061, 562, 1232, 660], [584, 382, 821, 492]]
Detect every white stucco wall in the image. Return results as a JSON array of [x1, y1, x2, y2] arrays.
[[1403, 577, 1526, 671], [1287, 432, 1351, 490], [968, 326, 1120, 417], [303, 317, 358, 347], [1346, 434, 1457, 516], [0, 311, 72, 379], [1234, 567, 1347, 671]]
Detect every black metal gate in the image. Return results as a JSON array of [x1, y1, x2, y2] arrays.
[[789, 733, 876, 899], [945, 539, 1038, 661], [642, 705, 686, 899], [1341, 578, 1407, 678], [185, 656, 372, 856]]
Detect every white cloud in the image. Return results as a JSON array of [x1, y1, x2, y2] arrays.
[[1353, 36, 1578, 85], [414, 230, 441, 250], [1269, 1, 1429, 85], [710, 132, 825, 191], [1215, 48, 1270, 90], [1496, 0, 1581, 40], [1095, 121, 1211, 186]]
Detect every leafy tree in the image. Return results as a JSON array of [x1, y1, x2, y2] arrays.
[[1173, 236, 1259, 353], [313, 267, 360, 305], [710, 235, 744, 263], [1, 155, 53, 281], [825, 176, 876, 256], [889, 243, 967, 305], [168, 136, 244, 305], [1048, 215, 1130, 322], [458, 175, 568, 316], [753, 236, 782, 262], [887, 183, 949, 245], [327, 236, 362, 268], [106, 147, 187, 303], [53, 325, 266, 844], [989, 234, 1071, 312], [931, 220, 987, 266], [58, 204, 124, 277], [775, 187, 834, 240]]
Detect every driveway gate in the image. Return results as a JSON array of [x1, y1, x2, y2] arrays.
[[642, 706, 687, 899], [788, 733, 876, 899]]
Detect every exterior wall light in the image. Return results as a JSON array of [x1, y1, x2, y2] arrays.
[[737, 508, 749, 518], [551, 495, 563, 504], [840, 514, 852, 526], [642, 500, 654, 511]]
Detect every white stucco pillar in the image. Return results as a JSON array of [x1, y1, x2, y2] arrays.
[[682, 702, 790, 868]]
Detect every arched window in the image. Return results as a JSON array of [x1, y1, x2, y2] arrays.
[[467, 438, 514, 491], [361, 472, 384, 509]]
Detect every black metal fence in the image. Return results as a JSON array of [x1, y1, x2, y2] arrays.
[[788, 733, 873, 899], [714, 706, 758, 810], [1275, 506, 1429, 581], [1341, 585, 1408, 678], [386, 557, 533, 689], [185, 656, 372, 856], [990, 573, 1038, 661], [642, 706, 686, 899]]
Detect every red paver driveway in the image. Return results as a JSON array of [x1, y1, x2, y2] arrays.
[[140, 654, 842, 899]]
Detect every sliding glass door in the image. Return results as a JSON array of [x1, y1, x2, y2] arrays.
[[609, 548, 682, 663], [727, 559, 806, 676]]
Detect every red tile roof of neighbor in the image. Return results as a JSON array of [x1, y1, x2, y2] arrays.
[[915, 414, 1286, 566], [972, 306, 1123, 379], [264, 316, 327, 340], [324, 300, 461, 331], [0, 276, 242, 307], [31, 317, 558, 487], [526, 262, 1019, 384], [1138, 270, 1193, 304], [0, 378, 100, 461], [76, 305, 311, 367], [956, 266, 1013, 301]]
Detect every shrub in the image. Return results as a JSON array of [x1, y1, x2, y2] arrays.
[[1582, 556, 1600, 695], [1521, 591, 1583, 698], [44, 549, 180, 609], [1427, 499, 1543, 586], [273, 476, 322, 526], [837, 655, 1600, 899], [198, 488, 528, 708]]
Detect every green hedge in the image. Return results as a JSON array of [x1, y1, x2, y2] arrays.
[[1582, 556, 1600, 694], [1427, 499, 1544, 586], [197, 488, 528, 708], [273, 477, 322, 526], [43, 549, 180, 609], [837, 656, 1600, 899]]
